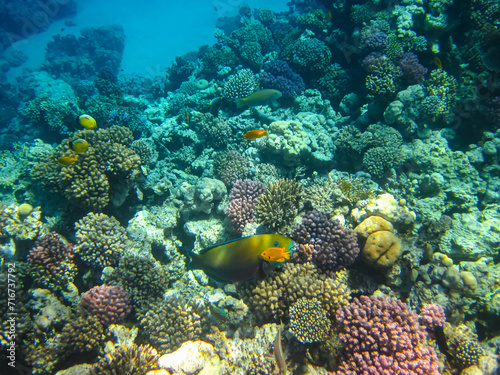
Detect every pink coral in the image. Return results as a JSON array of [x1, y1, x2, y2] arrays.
[[335, 295, 440, 375], [225, 179, 265, 232], [80, 284, 132, 326], [418, 303, 446, 330]]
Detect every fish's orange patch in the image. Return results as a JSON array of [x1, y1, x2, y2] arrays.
[[244, 129, 268, 140]]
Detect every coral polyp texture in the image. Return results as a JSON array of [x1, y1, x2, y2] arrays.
[[75, 212, 128, 268], [335, 296, 440, 374], [90, 343, 159, 375], [27, 232, 76, 292], [255, 178, 303, 231], [79, 284, 132, 326], [293, 210, 360, 275], [225, 179, 266, 233], [289, 297, 330, 344]]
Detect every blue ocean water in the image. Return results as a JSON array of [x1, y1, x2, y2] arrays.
[[0, 0, 500, 374]]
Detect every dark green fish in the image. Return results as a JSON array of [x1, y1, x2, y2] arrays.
[[186, 234, 296, 283], [235, 89, 282, 108]]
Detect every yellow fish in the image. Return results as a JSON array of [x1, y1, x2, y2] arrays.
[[260, 246, 292, 263], [244, 129, 268, 140], [186, 234, 296, 283], [79, 114, 97, 129], [69, 138, 89, 153], [57, 155, 78, 166], [235, 89, 282, 109], [434, 57, 442, 69]]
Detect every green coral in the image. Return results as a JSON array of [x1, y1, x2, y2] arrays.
[[289, 297, 331, 343], [425, 69, 457, 123], [24, 95, 77, 134], [75, 212, 128, 268], [297, 10, 331, 34], [255, 179, 303, 231], [287, 37, 331, 75]]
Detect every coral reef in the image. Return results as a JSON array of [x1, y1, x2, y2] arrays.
[[27, 232, 76, 292], [80, 284, 132, 326], [336, 295, 440, 374], [0, 203, 46, 241], [90, 343, 159, 375], [292, 210, 360, 276], [75, 212, 128, 268], [255, 179, 303, 231], [289, 297, 330, 344], [225, 179, 266, 233]]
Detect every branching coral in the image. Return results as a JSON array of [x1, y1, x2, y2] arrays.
[[32, 126, 141, 211], [90, 343, 159, 375], [222, 68, 259, 99], [80, 284, 132, 326], [238, 262, 349, 321], [226, 179, 266, 233], [335, 296, 440, 374], [27, 232, 76, 292], [255, 179, 303, 231], [292, 210, 360, 276], [75, 212, 128, 268]]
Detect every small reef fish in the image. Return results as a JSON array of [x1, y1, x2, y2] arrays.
[[259, 246, 292, 263], [235, 89, 282, 109], [434, 57, 443, 69], [57, 155, 78, 166], [244, 129, 268, 140], [186, 234, 296, 283], [185, 111, 190, 124], [78, 114, 97, 129], [209, 303, 229, 322], [209, 96, 223, 115], [69, 138, 89, 153], [274, 323, 287, 374]]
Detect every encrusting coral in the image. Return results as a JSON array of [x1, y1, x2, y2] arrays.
[[255, 178, 303, 231], [80, 284, 132, 326], [32, 126, 141, 211], [27, 232, 76, 292], [75, 212, 128, 268]]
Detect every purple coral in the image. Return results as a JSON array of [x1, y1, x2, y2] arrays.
[[396, 52, 427, 85], [226, 179, 266, 233], [335, 296, 440, 375], [292, 211, 360, 276], [80, 284, 132, 326], [259, 60, 305, 98], [418, 303, 446, 330]]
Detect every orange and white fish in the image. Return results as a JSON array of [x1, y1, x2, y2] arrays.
[[260, 246, 292, 263], [244, 129, 268, 140]]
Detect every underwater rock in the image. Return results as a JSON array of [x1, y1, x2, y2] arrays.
[[439, 205, 500, 259], [184, 217, 227, 251], [158, 340, 221, 375]]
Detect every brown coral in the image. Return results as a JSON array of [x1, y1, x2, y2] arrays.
[[255, 178, 303, 231], [32, 126, 141, 211], [90, 343, 159, 375], [75, 212, 128, 268], [80, 284, 132, 326]]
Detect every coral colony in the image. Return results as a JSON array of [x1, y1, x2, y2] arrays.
[[1, 0, 500, 374]]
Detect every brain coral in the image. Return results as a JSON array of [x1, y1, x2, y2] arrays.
[[258, 117, 335, 167], [79, 284, 132, 326], [27, 232, 76, 292], [32, 126, 141, 211], [255, 178, 303, 231], [75, 212, 128, 268]]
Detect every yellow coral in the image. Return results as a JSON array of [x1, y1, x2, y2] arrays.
[[362, 230, 402, 268]]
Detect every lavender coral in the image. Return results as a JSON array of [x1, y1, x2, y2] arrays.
[[226, 179, 266, 233], [292, 211, 360, 276], [79, 284, 132, 326], [259, 60, 305, 98], [335, 296, 440, 374], [418, 303, 446, 330]]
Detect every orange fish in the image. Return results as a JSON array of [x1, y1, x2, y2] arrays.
[[244, 129, 268, 140], [259, 246, 291, 263], [57, 155, 78, 166]]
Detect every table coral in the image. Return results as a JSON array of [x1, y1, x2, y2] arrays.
[[75, 212, 128, 268], [80, 284, 132, 326], [226, 179, 266, 233], [292, 210, 360, 276], [27, 232, 76, 292], [335, 295, 440, 374]]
